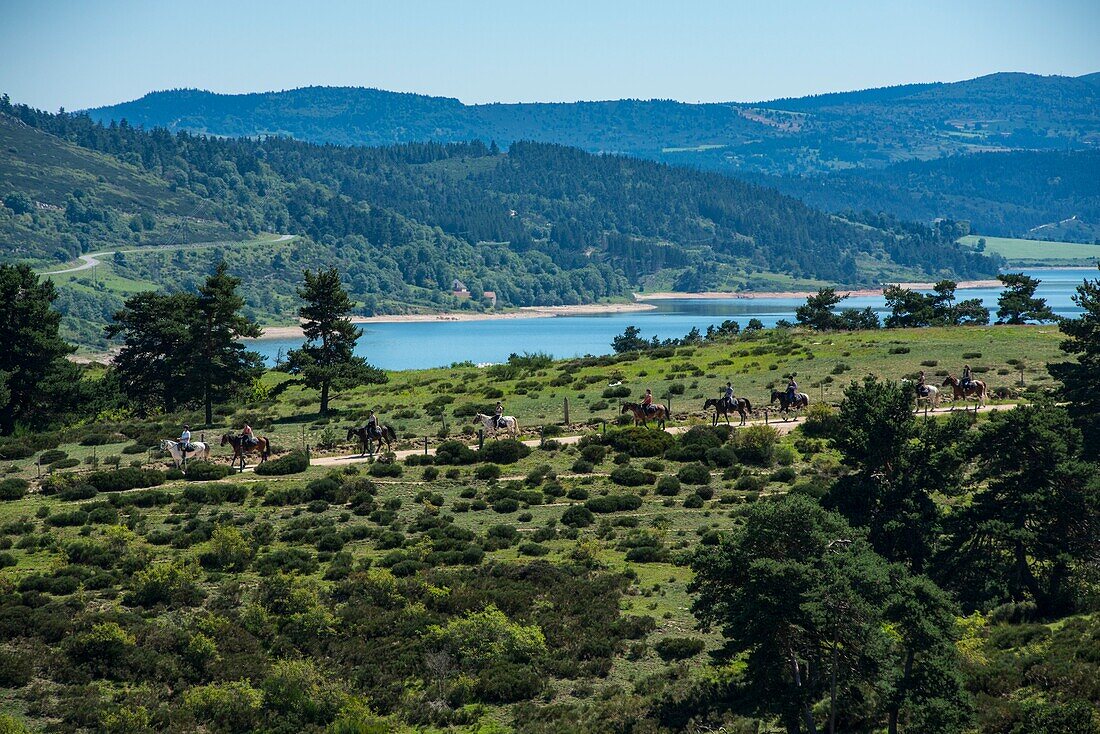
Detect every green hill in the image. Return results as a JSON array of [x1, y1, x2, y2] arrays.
[[1, 97, 1001, 349]]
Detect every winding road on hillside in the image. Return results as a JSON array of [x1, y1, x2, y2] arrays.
[[37, 233, 296, 275]]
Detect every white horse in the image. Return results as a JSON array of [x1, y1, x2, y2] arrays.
[[904, 380, 940, 412], [473, 413, 520, 438], [160, 439, 210, 468]]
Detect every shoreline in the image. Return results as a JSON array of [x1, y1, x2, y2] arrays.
[[634, 279, 1004, 301], [252, 302, 657, 340]]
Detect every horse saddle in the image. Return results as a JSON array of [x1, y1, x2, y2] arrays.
[[918, 386, 929, 397], [181, 442, 194, 453], [244, 436, 259, 447]]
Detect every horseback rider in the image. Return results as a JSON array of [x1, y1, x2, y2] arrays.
[[178, 425, 192, 453], [723, 381, 736, 409], [961, 364, 973, 391], [786, 377, 799, 404], [494, 401, 505, 429], [241, 423, 257, 448], [366, 410, 379, 439], [917, 370, 928, 397], [642, 388, 655, 416]]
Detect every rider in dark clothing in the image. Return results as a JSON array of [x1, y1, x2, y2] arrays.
[[961, 364, 973, 390], [917, 371, 928, 396], [642, 389, 655, 415], [366, 410, 379, 438], [494, 402, 505, 429], [786, 378, 799, 404], [241, 424, 257, 447]]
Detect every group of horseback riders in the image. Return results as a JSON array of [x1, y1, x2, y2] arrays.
[[915, 364, 977, 397], [177, 423, 259, 453]]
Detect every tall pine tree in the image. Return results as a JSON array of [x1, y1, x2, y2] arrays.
[[1048, 264, 1100, 445], [191, 262, 263, 425], [287, 268, 386, 416], [0, 265, 81, 434]]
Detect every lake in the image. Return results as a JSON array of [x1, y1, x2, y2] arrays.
[[250, 268, 1092, 371]]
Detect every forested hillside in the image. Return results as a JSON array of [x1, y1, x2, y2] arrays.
[[1, 95, 1000, 349], [88, 72, 1100, 175], [744, 149, 1100, 242]]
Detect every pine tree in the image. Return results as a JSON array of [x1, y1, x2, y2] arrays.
[[191, 262, 263, 425], [1048, 265, 1100, 445], [287, 268, 386, 416], [996, 273, 1056, 324], [0, 265, 81, 434]]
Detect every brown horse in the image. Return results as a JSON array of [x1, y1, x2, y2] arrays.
[[942, 375, 986, 409], [220, 433, 271, 468], [621, 402, 667, 429], [770, 389, 809, 420], [347, 424, 397, 456], [703, 397, 753, 426]]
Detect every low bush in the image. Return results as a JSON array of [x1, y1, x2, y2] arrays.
[[38, 449, 68, 465], [677, 463, 711, 485], [368, 461, 402, 478], [518, 542, 549, 556], [49, 458, 80, 470], [0, 443, 32, 461], [474, 464, 502, 481], [480, 439, 531, 464], [736, 425, 779, 465], [656, 476, 681, 496], [604, 427, 675, 458], [771, 466, 798, 484], [422, 466, 440, 481], [121, 443, 148, 455], [0, 479, 28, 501], [610, 466, 656, 487], [561, 505, 595, 528], [184, 461, 233, 481], [802, 403, 838, 438], [654, 637, 706, 661], [254, 451, 309, 476], [86, 468, 165, 492], [434, 440, 479, 465], [570, 459, 594, 474], [682, 494, 704, 508], [602, 385, 631, 399], [586, 494, 643, 513]]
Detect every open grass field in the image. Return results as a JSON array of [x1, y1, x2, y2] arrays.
[[959, 234, 1100, 264]]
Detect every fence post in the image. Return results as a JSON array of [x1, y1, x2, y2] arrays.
[[478, 429, 484, 451], [539, 425, 545, 447], [424, 437, 429, 456], [563, 397, 570, 425], [765, 410, 769, 425]]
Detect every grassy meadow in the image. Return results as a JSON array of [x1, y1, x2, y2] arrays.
[[959, 234, 1100, 265]]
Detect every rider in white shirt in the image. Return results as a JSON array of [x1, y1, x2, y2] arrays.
[[179, 425, 191, 451]]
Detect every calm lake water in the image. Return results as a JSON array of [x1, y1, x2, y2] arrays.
[[251, 268, 1092, 371]]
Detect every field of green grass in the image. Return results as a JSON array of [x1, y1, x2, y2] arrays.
[[959, 234, 1100, 265]]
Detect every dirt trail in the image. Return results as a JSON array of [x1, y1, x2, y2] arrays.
[[309, 403, 1015, 469]]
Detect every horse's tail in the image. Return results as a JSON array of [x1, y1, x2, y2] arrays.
[[742, 397, 752, 413], [262, 437, 271, 460], [512, 418, 520, 435]]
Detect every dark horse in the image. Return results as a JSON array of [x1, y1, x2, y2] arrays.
[[347, 424, 397, 456], [703, 397, 753, 426], [621, 402, 668, 430], [220, 433, 271, 468], [770, 389, 809, 420]]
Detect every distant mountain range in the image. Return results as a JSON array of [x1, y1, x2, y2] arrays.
[[87, 72, 1100, 176], [84, 72, 1100, 242]]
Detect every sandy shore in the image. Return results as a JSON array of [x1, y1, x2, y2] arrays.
[[253, 302, 657, 340], [635, 279, 1003, 301]]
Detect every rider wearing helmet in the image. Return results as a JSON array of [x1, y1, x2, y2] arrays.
[[786, 377, 799, 404], [917, 370, 928, 396], [179, 425, 192, 452], [494, 401, 505, 429], [366, 410, 379, 438], [723, 381, 735, 409], [642, 388, 655, 415], [961, 364, 973, 391]]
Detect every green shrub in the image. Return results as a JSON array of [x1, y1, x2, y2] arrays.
[[677, 463, 711, 485], [368, 461, 402, 478], [683, 494, 704, 508], [434, 440, 478, 465], [474, 464, 502, 480], [492, 497, 520, 513], [802, 403, 838, 438], [654, 637, 705, 661], [422, 466, 440, 481], [736, 426, 779, 465], [480, 439, 531, 464], [602, 385, 631, 399], [656, 476, 681, 496], [771, 466, 798, 484], [38, 449, 68, 465], [184, 461, 233, 481], [704, 446, 738, 467], [0, 443, 32, 460], [121, 443, 148, 455], [586, 494, 643, 513], [86, 468, 165, 492], [580, 444, 606, 463], [518, 542, 549, 556], [254, 451, 309, 476], [604, 427, 675, 457], [566, 487, 589, 500], [80, 432, 120, 446], [561, 505, 595, 528], [49, 458, 80, 470], [0, 479, 28, 501], [610, 466, 656, 487], [46, 510, 88, 527], [570, 459, 594, 474]]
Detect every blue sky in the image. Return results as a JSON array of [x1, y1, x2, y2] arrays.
[[2, 0, 1098, 111]]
